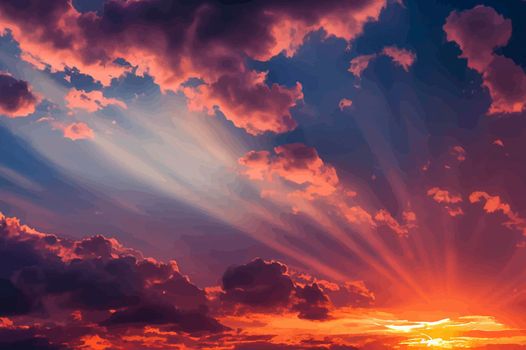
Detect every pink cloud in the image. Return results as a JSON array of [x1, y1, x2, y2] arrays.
[[338, 203, 376, 227], [348, 46, 416, 77], [338, 98, 353, 111], [348, 54, 377, 77], [65, 89, 127, 112], [0, 0, 387, 135], [0, 73, 38, 118], [444, 6, 526, 115], [381, 46, 416, 71], [184, 72, 303, 135], [58, 122, 95, 141], [239, 143, 339, 199]]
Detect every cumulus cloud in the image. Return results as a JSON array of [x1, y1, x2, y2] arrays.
[[0, 73, 38, 118], [185, 72, 303, 135], [239, 143, 339, 199], [0, 0, 387, 135], [65, 89, 127, 112], [444, 5, 526, 114]]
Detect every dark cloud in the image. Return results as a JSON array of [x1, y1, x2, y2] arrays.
[[0, 212, 222, 333], [0, 213, 378, 348], [222, 258, 294, 308], [102, 303, 226, 333], [0, 278, 32, 316], [0, 73, 38, 118], [221, 258, 332, 320], [293, 283, 330, 320]]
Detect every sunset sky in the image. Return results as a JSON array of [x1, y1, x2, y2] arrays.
[[1, 0, 526, 349]]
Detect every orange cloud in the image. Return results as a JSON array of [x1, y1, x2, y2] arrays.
[[374, 209, 417, 237], [427, 187, 462, 204], [469, 191, 526, 235], [65, 89, 127, 112], [427, 187, 464, 217]]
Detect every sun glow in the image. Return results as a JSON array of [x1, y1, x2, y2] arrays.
[[383, 315, 526, 349], [219, 311, 526, 349]]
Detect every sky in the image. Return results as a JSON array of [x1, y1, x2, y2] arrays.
[[1, 0, 526, 349]]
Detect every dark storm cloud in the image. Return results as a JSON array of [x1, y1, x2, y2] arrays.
[[0, 73, 38, 118]]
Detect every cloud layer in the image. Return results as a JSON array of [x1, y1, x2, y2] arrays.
[[0, 0, 387, 134]]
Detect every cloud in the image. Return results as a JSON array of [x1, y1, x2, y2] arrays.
[[339, 98, 353, 111], [348, 46, 416, 77], [239, 143, 339, 199], [0, 73, 38, 118], [184, 71, 303, 135], [450, 145, 467, 162], [0, 0, 387, 135], [381, 46, 416, 71], [56, 122, 95, 141], [348, 54, 377, 77], [469, 191, 526, 235], [292, 283, 330, 320], [0, 212, 223, 334], [0, 212, 382, 349], [220, 258, 333, 321], [221, 258, 294, 308], [427, 187, 462, 204], [101, 303, 225, 333], [374, 209, 417, 237], [65, 89, 126, 112], [444, 6, 526, 114], [427, 187, 464, 217]]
